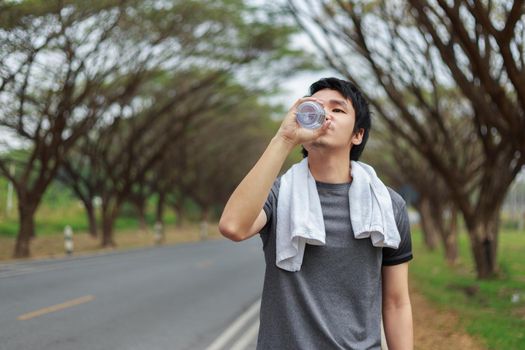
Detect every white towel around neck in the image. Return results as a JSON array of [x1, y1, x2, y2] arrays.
[[275, 158, 400, 272]]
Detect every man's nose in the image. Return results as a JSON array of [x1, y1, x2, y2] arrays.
[[323, 105, 333, 119]]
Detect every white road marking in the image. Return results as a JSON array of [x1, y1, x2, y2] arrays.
[[205, 299, 260, 350], [230, 319, 259, 350]]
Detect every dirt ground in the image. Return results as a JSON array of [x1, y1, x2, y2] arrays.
[[0, 224, 223, 262], [1, 225, 486, 349], [411, 286, 487, 350]]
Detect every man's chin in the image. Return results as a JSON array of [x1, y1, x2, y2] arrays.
[[311, 139, 328, 149], [304, 136, 338, 153]]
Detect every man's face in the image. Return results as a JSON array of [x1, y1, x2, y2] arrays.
[[303, 88, 363, 154]]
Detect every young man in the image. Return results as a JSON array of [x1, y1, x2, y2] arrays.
[[219, 78, 413, 350]]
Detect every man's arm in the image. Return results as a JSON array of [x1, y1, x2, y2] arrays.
[[218, 136, 293, 241], [219, 97, 331, 242], [382, 262, 413, 350]]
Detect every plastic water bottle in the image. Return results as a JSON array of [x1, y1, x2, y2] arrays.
[[295, 101, 325, 129]]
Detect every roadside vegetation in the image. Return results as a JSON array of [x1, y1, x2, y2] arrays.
[[410, 228, 525, 350], [0, 177, 178, 238]]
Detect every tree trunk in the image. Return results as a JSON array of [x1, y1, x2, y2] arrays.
[[417, 197, 439, 251], [465, 214, 500, 279], [101, 213, 116, 247], [443, 232, 458, 265], [14, 204, 37, 258], [82, 200, 98, 238], [101, 201, 119, 248], [156, 192, 165, 226], [443, 207, 458, 265], [419, 196, 459, 265], [174, 202, 184, 228], [134, 198, 148, 232]]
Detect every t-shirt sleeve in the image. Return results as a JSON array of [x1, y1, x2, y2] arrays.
[[382, 192, 413, 266], [260, 177, 280, 236]]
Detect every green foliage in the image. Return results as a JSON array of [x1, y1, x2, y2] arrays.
[[0, 179, 90, 237], [0, 180, 178, 237], [410, 229, 525, 349]]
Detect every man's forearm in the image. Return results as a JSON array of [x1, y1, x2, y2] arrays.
[[219, 136, 294, 237], [383, 303, 413, 350]]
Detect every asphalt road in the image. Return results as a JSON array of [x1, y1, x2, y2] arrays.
[[0, 238, 265, 350]]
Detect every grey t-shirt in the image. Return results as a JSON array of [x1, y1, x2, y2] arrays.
[[256, 177, 412, 350]]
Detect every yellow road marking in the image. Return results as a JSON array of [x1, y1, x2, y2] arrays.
[[17, 295, 95, 321]]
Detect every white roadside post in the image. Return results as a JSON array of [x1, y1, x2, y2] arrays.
[[154, 221, 164, 245], [64, 225, 74, 255], [200, 221, 208, 241]]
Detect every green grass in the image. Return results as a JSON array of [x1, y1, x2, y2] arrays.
[[410, 228, 525, 350], [0, 205, 180, 238], [0, 179, 181, 238]]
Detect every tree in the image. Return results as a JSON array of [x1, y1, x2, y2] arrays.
[[1, 0, 309, 256], [367, 126, 459, 264], [178, 87, 278, 237], [57, 146, 102, 238], [407, 0, 525, 276], [287, 0, 524, 277], [0, 0, 145, 257], [62, 70, 235, 246]]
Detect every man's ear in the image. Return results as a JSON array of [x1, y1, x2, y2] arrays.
[[352, 128, 365, 145]]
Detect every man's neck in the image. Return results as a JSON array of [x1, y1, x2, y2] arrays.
[[307, 149, 352, 184]]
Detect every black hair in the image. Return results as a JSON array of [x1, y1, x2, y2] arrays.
[[301, 77, 371, 161]]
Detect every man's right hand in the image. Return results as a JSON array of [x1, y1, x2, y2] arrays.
[[275, 97, 331, 147]]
